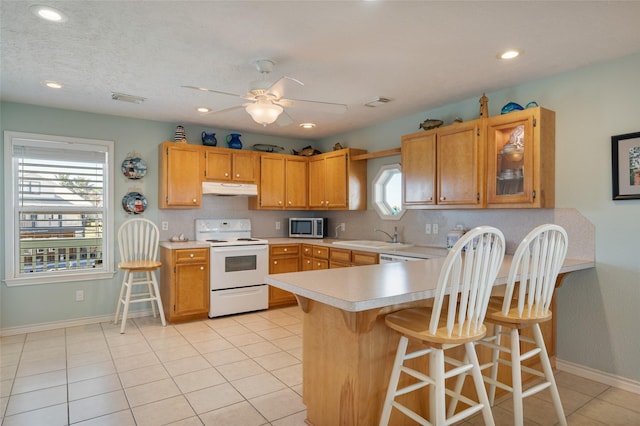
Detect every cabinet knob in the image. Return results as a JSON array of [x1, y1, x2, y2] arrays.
[[224, 172, 229, 177], [440, 196, 446, 201], [288, 201, 292, 205], [278, 200, 283, 205], [189, 253, 194, 258], [236, 173, 240, 177], [192, 198, 197, 203], [200, 266, 204, 270], [273, 260, 278, 265], [306, 260, 311, 264], [283, 248, 288, 252], [317, 262, 321, 267], [317, 250, 321, 255]]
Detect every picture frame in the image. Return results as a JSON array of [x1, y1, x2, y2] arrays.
[[612, 131, 640, 200]]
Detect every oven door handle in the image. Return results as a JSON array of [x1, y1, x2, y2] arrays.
[[210, 245, 268, 253]]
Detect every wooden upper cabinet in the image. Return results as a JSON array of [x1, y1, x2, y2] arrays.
[[402, 120, 483, 209], [203, 147, 256, 183], [308, 148, 367, 210], [486, 107, 555, 208], [158, 142, 202, 209], [253, 153, 307, 210]]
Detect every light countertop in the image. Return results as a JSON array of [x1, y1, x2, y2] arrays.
[[159, 241, 211, 249], [265, 256, 595, 313]]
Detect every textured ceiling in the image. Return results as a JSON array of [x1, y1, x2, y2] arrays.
[[2, 1, 640, 140]]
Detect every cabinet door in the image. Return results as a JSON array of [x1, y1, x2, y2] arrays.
[[260, 155, 286, 208], [160, 143, 202, 208], [325, 152, 348, 208], [204, 150, 232, 181], [437, 121, 483, 207], [285, 157, 308, 209], [232, 151, 256, 182], [487, 107, 554, 207], [402, 131, 436, 206], [308, 157, 326, 208], [174, 262, 209, 316]]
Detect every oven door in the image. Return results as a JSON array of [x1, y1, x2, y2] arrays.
[[210, 245, 268, 290]]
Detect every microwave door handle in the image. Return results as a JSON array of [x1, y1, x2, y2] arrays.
[[210, 245, 268, 253]]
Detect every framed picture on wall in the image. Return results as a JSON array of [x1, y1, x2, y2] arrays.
[[612, 131, 640, 200]]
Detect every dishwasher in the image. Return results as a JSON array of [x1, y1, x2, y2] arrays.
[[379, 253, 426, 263]]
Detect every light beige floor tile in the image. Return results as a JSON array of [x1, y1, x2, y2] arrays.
[[191, 337, 234, 355], [204, 317, 243, 330], [534, 382, 593, 415], [165, 416, 204, 425], [566, 412, 608, 425], [174, 321, 211, 334], [574, 397, 640, 425], [163, 355, 211, 377], [67, 359, 116, 383], [203, 347, 248, 367], [137, 324, 181, 341], [238, 341, 281, 358], [66, 338, 109, 356], [242, 319, 280, 332], [596, 387, 640, 414], [108, 341, 153, 359], [216, 359, 266, 382], [0, 335, 26, 345], [253, 351, 300, 371], [213, 324, 252, 338], [72, 409, 136, 426], [15, 357, 66, 378], [1, 396, 8, 418], [270, 409, 308, 426], [147, 335, 190, 352], [284, 323, 303, 335], [113, 351, 160, 373], [185, 382, 244, 414], [286, 346, 303, 361], [291, 383, 303, 397], [173, 367, 226, 394], [25, 329, 65, 342], [19, 346, 66, 363], [118, 364, 170, 388], [67, 349, 113, 368], [269, 316, 301, 327], [68, 373, 122, 401], [180, 330, 222, 344], [497, 394, 563, 426], [231, 372, 286, 399], [271, 364, 303, 387], [249, 388, 306, 422], [256, 310, 290, 320], [5, 384, 67, 416], [11, 369, 66, 395], [199, 400, 267, 426], [132, 395, 196, 426], [65, 323, 104, 337], [554, 371, 609, 397], [155, 344, 200, 363], [0, 350, 21, 367], [1, 379, 13, 398], [1, 364, 18, 381], [125, 377, 181, 407], [104, 332, 145, 348], [255, 327, 295, 340], [68, 389, 130, 424], [22, 337, 65, 353], [2, 402, 68, 426], [226, 332, 266, 347]]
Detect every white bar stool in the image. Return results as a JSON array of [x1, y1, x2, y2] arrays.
[[114, 218, 166, 334]]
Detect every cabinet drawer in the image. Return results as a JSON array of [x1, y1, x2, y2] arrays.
[[313, 258, 329, 270], [352, 250, 379, 266], [330, 248, 351, 263], [313, 245, 329, 259], [301, 256, 313, 271], [175, 248, 209, 262], [270, 244, 300, 256], [302, 244, 313, 257]]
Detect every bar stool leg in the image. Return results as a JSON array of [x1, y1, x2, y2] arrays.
[[119, 272, 134, 334], [150, 270, 166, 327], [510, 328, 524, 426], [488, 324, 503, 405], [533, 324, 567, 426], [466, 342, 495, 426], [114, 270, 128, 325], [146, 271, 158, 318], [379, 336, 408, 426]]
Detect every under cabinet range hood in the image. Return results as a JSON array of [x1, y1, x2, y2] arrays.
[[202, 181, 258, 196]]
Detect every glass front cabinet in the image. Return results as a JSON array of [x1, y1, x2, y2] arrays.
[[486, 107, 555, 208]]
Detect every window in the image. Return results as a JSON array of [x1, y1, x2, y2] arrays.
[[372, 163, 406, 220], [4, 131, 115, 286]]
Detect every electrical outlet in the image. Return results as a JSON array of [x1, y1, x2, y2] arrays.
[[275, 221, 281, 230], [433, 224, 439, 234], [425, 224, 431, 234], [340, 223, 346, 232], [161, 221, 169, 231], [75, 290, 84, 302]]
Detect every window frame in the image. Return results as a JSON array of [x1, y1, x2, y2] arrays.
[[372, 163, 406, 220], [4, 131, 116, 286]]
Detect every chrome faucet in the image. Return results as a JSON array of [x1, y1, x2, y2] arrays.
[[375, 226, 398, 243]]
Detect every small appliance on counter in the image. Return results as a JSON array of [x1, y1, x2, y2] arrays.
[[289, 217, 327, 239]]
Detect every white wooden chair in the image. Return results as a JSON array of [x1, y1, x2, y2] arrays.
[[114, 218, 166, 333], [379, 226, 505, 426], [449, 224, 568, 426]]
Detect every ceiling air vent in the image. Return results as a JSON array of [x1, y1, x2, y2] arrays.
[[111, 92, 146, 104], [365, 97, 392, 107]]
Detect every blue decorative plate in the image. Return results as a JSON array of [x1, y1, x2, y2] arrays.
[[122, 192, 148, 214], [121, 156, 147, 180]]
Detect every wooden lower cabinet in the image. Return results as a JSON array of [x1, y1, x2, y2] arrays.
[[160, 247, 209, 323], [351, 250, 379, 266], [269, 244, 300, 308]]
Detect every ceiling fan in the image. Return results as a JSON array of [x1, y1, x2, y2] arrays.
[[183, 59, 348, 126]]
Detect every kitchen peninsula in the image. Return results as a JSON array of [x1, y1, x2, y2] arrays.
[[265, 255, 594, 425]]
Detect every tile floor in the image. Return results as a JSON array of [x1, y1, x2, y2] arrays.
[[1, 306, 639, 425]]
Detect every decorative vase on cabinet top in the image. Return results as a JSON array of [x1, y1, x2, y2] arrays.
[[226, 133, 243, 149], [201, 132, 217, 146]]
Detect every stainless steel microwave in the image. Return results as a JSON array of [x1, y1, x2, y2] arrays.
[[289, 218, 327, 239]]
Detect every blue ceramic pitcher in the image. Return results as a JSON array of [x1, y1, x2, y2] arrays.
[[201, 132, 217, 146], [226, 133, 242, 149]]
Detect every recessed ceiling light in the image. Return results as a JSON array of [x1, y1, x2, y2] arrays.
[[299, 123, 316, 129], [30, 5, 67, 22], [196, 107, 211, 113], [498, 49, 521, 60], [43, 80, 63, 89]]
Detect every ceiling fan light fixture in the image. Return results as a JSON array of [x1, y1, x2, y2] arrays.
[[245, 101, 283, 126]]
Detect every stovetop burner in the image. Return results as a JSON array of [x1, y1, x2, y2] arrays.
[[206, 239, 228, 243], [195, 219, 268, 247], [237, 238, 258, 241]]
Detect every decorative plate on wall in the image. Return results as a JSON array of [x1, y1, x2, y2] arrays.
[[122, 191, 148, 214], [121, 154, 147, 180]]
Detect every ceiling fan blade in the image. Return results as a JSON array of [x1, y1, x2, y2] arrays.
[[276, 109, 294, 127], [280, 97, 348, 113], [182, 85, 242, 98], [208, 104, 245, 115], [265, 76, 304, 100]]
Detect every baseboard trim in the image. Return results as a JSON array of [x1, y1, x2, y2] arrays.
[[556, 358, 640, 395], [0, 309, 154, 337]]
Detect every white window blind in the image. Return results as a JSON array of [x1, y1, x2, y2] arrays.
[[4, 132, 115, 285]]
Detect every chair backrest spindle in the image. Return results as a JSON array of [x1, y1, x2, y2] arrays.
[[118, 218, 160, 263]]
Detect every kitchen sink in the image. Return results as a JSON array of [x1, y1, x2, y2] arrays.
[[332, 240, 414, 250]]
